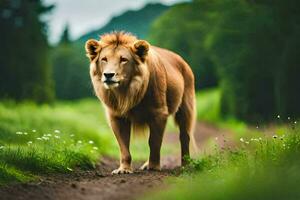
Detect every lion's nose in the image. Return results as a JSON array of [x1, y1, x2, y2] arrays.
[[103, 72, 115, 79]]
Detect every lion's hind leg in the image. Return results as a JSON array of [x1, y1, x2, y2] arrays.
[[174, 93, 196, 166]]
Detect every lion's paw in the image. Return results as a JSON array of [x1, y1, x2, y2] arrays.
[[111, 167, 133, 175], [139, 161, 160, 171]]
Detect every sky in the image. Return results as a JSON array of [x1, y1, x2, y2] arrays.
[[43, 0, 187, 44]]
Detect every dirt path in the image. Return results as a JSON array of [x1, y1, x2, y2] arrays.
[[0, 122, 235, 200]]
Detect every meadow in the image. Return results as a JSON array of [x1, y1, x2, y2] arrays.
[[0, 97, 177, 185], [0, 99, 112, 185], [144, 88, 300, 200], [148, 125, 300, 200], [0, 88, 298, 194]]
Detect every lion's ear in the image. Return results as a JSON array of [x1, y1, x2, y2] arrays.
[[132, 40, 150, 62], [85, 39, 101, 61]]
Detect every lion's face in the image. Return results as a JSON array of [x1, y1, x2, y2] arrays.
[[85, 36, 150, 91], [97, 46, 135, 89]]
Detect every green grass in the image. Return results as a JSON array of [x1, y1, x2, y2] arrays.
[[0, 99, 177, 185], [196, 88, 248, 135], [147, 125, 300, 200], [196, 88, 291, 139], [0, 99, 114, 185], [1, 88, 294, 187]]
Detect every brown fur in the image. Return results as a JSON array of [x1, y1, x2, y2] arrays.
[[85, 32, 196, 174]]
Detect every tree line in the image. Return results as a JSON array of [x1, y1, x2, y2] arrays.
[[149, 0, 300, 122]]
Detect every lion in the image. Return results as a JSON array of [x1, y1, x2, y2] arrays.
[[85, 32, 196, 174]]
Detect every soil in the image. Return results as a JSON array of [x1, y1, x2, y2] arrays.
[[0, 122, 234, 200]]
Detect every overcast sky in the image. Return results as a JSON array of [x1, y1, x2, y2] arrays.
[[44, 0, 187, 44]]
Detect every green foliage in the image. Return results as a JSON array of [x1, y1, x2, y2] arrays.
[[196, 88, 248, 135], [148, 126, 300, 200], [150, 0, 300, 121], [206, 0, 300, 121], [148, 2, 219, 89], [0, 0, 54, 102], [0, 99, 114, 185], [51, 44, 92, 99]]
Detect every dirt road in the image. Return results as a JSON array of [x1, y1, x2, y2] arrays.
[[0, 122, 234, 200]]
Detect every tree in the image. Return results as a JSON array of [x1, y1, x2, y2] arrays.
[[59, 23, 71, 45], [149, 0, 300, 121], [51, 28, 93, 99], [0, 0, 54, 102]]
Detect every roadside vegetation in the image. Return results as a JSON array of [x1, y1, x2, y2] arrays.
[[0, 98, 177, 185], [0, 99, 113, 185], [148, 123, 300, 200]]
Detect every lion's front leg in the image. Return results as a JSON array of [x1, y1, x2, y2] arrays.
[[141, 115, 167, 171], [109, 115, 132, 174]]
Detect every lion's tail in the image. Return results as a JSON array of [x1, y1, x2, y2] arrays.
[[190, 99, 198, 156], [131, 122, 149, 137]]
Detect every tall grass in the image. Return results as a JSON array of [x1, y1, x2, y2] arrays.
[[147, 125, 300, 200]]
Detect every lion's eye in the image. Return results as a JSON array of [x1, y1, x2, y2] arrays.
[[120, 57, 128, 63], [101, 57, 107, 62]]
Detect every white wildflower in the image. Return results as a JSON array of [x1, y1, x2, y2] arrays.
[[240, 138, 245, 143], [16, 131, 23, 135], [47, 134, 52, 137], [54, 130, 60, 133], [27, 141, 33, 145], [273, 135, 278, 139], [32, 129, 36, 132], [245, 141, 249, 144], [70, 134, 74, 137], [288, 117, 291, 120], [77, 140, 82, 144], [93, 147, 98, 150], [295, 121, 297, 124], [54, 135, 60, 139], [89, 140, 94, 144], [42, 136, 49, 140], [24, 132, 28, 135], [277, 115, 280, 119], [0, 146, 4, 149], [36, 137, 42, 140]]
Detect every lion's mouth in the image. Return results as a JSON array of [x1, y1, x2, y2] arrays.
[[103, 80, 120, 85]]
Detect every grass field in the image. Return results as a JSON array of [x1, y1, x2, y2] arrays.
[[0, 88, 295, 186], [0, 98, 176, 185], [0, 99, 114, 185], [148, 124, 300, 200]]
